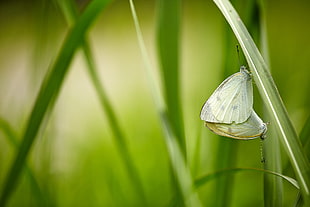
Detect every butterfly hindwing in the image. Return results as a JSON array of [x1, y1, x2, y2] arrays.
[[205, 110, 267, 140]]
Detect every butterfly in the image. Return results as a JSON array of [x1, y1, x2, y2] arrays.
[[205, 110, 267, 140], [200, 66, 253, 124], [200, 66, 267, 139]]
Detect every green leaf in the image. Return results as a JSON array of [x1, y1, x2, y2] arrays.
[[0, 0, 112, 206], [128, 1, 202, 206], [156, 0, 186, 156], [256, 1, 284, 206], [56, 0, 147, 204], [0, 118, 52, 206], [300, 115, 310, 160], [213, 0, 310, 204], [195, 167, 299, 190]]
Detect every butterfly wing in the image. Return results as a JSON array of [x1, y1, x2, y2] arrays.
[[200, 68, 253, 124], [205, 110, 267, 140]]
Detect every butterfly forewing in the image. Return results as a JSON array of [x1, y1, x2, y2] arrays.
[[200, 67, 253, 124]]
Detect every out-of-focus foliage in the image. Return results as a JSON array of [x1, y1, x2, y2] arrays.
[[0, 0, 309, 206]]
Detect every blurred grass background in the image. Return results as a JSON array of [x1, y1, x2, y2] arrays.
[[0, 0, 310, 206]]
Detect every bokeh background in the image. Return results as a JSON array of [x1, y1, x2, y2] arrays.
[[0, 0, 310, 206]]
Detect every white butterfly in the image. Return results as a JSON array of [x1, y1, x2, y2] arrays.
[[200, 66, 253, 124], [205, 110, 267, 140]]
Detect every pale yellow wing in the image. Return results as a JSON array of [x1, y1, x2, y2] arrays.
[[205, 110, 267, 140]]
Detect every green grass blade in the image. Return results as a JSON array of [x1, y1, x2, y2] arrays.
[[210, 0, 242, 203], [0, 1, 112, 206], [0, 118, 19, 147], [156, 0, 186, 156], [210, 19, 235, 207], [213, 0, 310, 203], [0, 118, 52, 206], [211, 0, 261, 205], [263, 128, 283, 206], [195, 167, 299, 190], [285, 115, 310, 206], [258, 1, 283, 206], [300, 115, 310, 159], [283, 114, 310, 175], [56, 0, 148, 204], [128, 1, 202, 206]]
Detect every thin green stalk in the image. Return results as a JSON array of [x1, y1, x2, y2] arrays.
[[195, 167, 299, 190], [211, 0, 261, 205], [82, 42, 149, 205], [211, 0, 240, 204], [56, 0, 147, 204], [0, 118, 19, 147], [294, 115, 310, 206], [0, 1, 111, 206], [263, 122, 283, 206], [213, 0, 310, 204], [283, 114, 310, 175], [300, 115, 310, 160], [0, 118, 51, 206], [156, 0, 188, 204], [258, 0, 283, 206], [156, 0, 186, 157], [210, 17, 235, 207], [128, 1, 202, 206]]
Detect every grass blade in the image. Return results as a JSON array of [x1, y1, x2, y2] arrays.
[[258, 1, 284, 206], [128, 1, 202, 206], [0, 118, 19, 147], [210, 0, 243, 203], [156, 0, 186, 156], [285, 115, 310, 206], [213, 0, 310, 203], [211, 0, 262, 205], [300, 115, 310, 159], [0, 118, 52, 206], [56, 0, 148, 204], [283, 114, 310, 173], [195, 167, 299, 190], [0, 0, 112, 206]]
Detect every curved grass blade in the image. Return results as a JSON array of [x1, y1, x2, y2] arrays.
[[213, 0, 310, 203], [56, 0, 148, 204], [128, 1, 202, 206], [0, 0, 112, 206], [195, 167, 299, 190]]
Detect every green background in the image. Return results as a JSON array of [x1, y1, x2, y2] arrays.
[[0, 0, 309, 206]]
